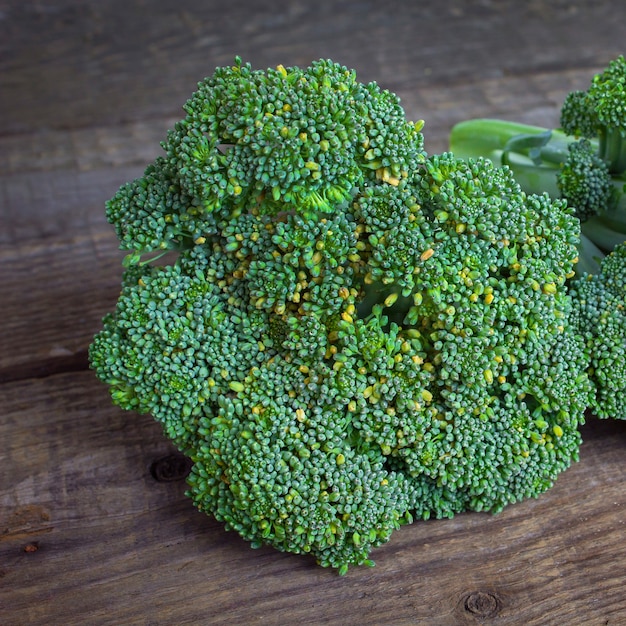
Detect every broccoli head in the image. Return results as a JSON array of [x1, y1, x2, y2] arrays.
[[91, 59, 594, 573], [106, 56, 425, 259], [570, 242, 626, 420], [560, 55, 626, 173], [556, 138, 614, 222]]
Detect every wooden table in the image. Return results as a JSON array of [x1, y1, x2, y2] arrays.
[[2, 2, 625, 624]]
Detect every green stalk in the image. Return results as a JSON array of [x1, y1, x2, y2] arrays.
[[582, 216, 626, 252], [599, 129, 626, 174], [576, 234, 604, 276], [449, 119, 579, 164]]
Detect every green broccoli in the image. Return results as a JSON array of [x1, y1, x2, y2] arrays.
[[560, 56, 626, 173], [570, 243, 626, 420], [556, 138, 614, 223], [91, 59, 595, 573], [448, 56, 626, 275]]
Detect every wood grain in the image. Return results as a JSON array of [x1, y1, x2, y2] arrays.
[[1, 0, 623, 137], [1, 1, 625, 624], [1, 373, 625, 625]]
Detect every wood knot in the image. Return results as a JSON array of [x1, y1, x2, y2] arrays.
[[464, 591, 501, 618], [150, 453, 192, 482], [23, 542, 40, 553]]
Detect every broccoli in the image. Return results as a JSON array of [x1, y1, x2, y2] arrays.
[[449, 56, 626, 275], [570, 243, 626, 420], [91, 58, 595, 573], [560, 56, 626, 173]]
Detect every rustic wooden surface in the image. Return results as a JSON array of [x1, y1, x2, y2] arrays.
[[1, 1, 625, 624]]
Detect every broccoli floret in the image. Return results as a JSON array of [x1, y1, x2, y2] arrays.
[[89, 246, 269, 452], [163, 57, 425, 219], [396, 154, 591, 513], [560, 55, 626, 173], [449, 56, 626, 274], [105, 157, 219, 256], [570, 243, 626, 420], [187, 357, 412, 574], [559, 90, 601, 141], [557, 139, 614, 222], [91, 59, 596, 573]]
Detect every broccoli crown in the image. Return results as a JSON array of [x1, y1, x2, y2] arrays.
[[570, 242, 626, 420], [163, 57, 425, 219], [91, 60, 594, 573], [560, 55, 626, 173], [396, 154, 590, 512], [556, 138, 615, 222], [105, 58, 425, 257]]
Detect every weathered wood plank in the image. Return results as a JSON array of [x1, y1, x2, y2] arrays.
[[0, 165, 136, 378], [1, 372, 625, 625], [1, 0, 625, 137], [0, 66, 600, 178], [0, 120, 175, 177]]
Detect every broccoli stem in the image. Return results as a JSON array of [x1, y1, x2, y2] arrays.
[[582, 215, 626, 251], [599, 129, 626, 174], [449, 119, 576, 164], [576, 233, 604, 275]]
